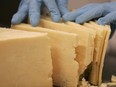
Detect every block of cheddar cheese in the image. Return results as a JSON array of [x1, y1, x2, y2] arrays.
[[83, 22, 111, 85], [0, 28, 53, 87], [12, 24, 79, 87], [89, 22, 111, 85], [39, 19, 94, 76]]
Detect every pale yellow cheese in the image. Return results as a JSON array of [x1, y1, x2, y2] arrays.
[[65, 21, 96, 63], [38, 19, 94, 76], [83, 22, 111, 85], [107, 82, 116, 86], [0, 28, 53, 87], [111, 75, 116, 83], [89, 22, 111, 85], [83, 23, 105, 85], [12, 24, 79, 87]]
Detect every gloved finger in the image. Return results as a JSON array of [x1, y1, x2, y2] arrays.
[[98, 12, 116, 25], [18, 0, 26, 9], [29, 0, 41, 26], [56, 0, 69, 15], [75, 6, 105, 24], [43, 0, 61, 22], [63, 3, 100, 21], [11, 0, 29, 24]]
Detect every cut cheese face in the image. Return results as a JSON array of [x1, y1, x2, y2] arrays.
[[12, 24, 79, 87], [39, 19, 94, 76], [83, 22, 111, 85], [0, 28, 53, 87]]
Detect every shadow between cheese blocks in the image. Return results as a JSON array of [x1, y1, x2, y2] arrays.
[[12, 24, 79, 87], [0, 28, 53, 87]]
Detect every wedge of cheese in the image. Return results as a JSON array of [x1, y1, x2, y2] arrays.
[[83, 22, 111, 85], [12, 24, 79, 87], [90, 22, 111, 85], [0, 28, 53, 87], [83, 23, 106, 85], [38, 19, 94, 76]]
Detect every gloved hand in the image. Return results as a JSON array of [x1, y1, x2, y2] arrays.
[[11, 0, 68, 26], [63, 2, 116, 25]]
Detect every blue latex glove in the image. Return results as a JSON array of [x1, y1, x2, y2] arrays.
[[63, 2, 116, 25], [11, 0, 68, 26]]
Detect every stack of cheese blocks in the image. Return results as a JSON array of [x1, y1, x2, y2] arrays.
[[0, 17, 111, 87]]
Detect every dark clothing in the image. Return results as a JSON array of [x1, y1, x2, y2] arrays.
[[0, 0, 20, 27]]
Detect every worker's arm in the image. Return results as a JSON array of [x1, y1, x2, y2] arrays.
[[11, 0, 68, 26], [0, 0, 20, 27], [63, 2, 116, 25]]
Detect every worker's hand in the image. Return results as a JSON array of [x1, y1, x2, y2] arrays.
[[11, 0, 68, 26], [63, 2, 116, 25]]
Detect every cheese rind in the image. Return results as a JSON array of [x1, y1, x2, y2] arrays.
[[0, 28, 53, 87], [12, 24, 79, 87]]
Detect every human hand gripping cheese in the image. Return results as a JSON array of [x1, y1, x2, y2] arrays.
[[63, 2, 116, 25], [11, 0, 68, 26]]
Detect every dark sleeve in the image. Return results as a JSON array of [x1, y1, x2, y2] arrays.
[[0, 0, 20, 27]]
